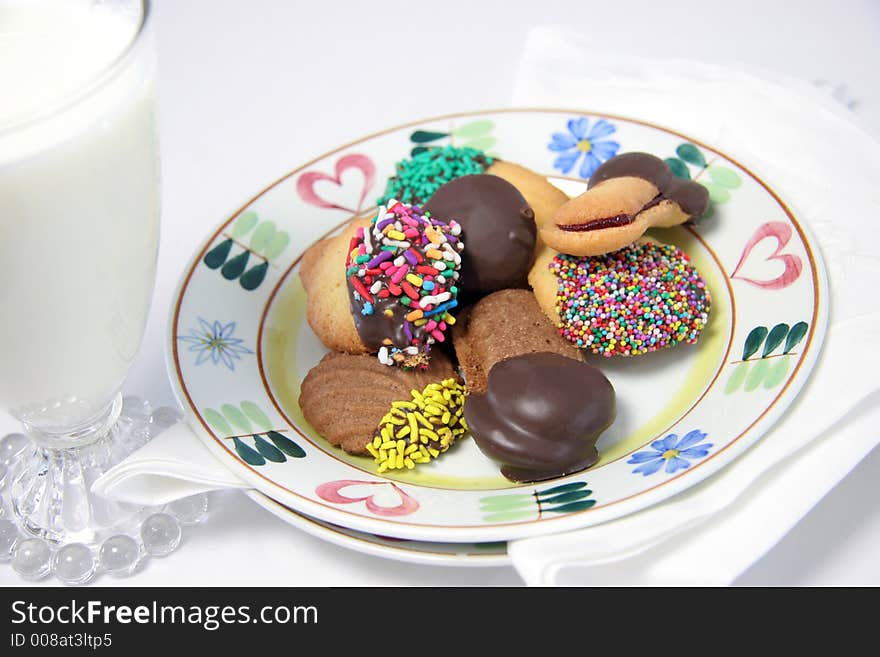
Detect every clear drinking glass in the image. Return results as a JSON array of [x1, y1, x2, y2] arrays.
[[0, 0, 159, 546]]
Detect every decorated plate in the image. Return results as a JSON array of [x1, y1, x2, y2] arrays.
[[166, 109, 828, 543], [246, 490, 510, 567]]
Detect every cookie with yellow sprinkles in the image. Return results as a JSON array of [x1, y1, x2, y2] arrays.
[[367, 378, 468, 472]]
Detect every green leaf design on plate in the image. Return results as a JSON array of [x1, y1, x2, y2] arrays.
[[203, 238, 232, 269], [546, 500, 596, 514], [706, 165, 742, 188], [249, 220, 277, 254], [410, 130, 448, 144], [784, 321, 809, 354], [698, 181, 731, 204], [253, 435, 285, 463], [233, 438, 265, 466], [701, 203, 715, 220], [462, 136, 497, 151], [742, 326, 768, 361], [240, 401, 271, 432], [536, 481, 589, 497], [665, 157, 691, 180], [763, 357, 791, 389], [239, 262, 268, 291], [762, 323, 790, 357], [452, 119, 493, 139], [744, 358, 770, 392], [231, 211, 259, 239], [479, 494, 534, 511], [725, 361, 750, 394], [267, 431, 305, 458], [221, 250, 250, 280], [482, 509, 536, 523], [221, 403, 251, 434], [540, 490, 593, 506], [676, 143, 706, 167], [264, 231, 290, 261], [204, 408, 232, 436], [410, 146, 429, 157]]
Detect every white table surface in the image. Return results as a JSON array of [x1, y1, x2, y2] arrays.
[[3, 0, 879, 586]]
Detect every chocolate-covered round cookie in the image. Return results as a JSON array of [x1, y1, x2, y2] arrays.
[[423, 174, 536, 300], [464, 352, 615, 483]]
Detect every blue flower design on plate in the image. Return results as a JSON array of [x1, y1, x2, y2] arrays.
[[549, 117, 620, 178], [177, 318, 254, 370], [627, 430, 713, 476]]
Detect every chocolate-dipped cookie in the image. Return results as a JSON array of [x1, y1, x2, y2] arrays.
[[465, 352, 615, 483], [452, 289, 580, 393], [424, 174, 536, 301], [542, 152, 710, 257], [346, 201, 464, 368], [299, 350, 460, 454]]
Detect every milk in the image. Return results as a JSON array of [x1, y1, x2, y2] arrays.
[[0, 0, 159, 437]]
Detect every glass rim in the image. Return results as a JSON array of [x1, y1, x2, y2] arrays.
[[0, 0, 152, 137]]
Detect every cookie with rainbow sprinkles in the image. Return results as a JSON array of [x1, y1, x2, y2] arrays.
[[345, 200, 464, 368], [529, 239, 711, 356]]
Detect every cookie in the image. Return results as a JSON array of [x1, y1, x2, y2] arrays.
[[486, 160, 569, 233], [529, 240, 711, 356], [541, 152, 709, 256], [346, 201, 464, 368], [300, 215, 372, 354], [299, 350, 460, 454], [367, 378, 468, 473], [452, 288, 580, 394], [465, 352, 615, 483], [377, 145, 493, 206], [423, 174, 536, 301]]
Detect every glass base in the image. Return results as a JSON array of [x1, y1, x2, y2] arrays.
[[2, 396, 176, 548]]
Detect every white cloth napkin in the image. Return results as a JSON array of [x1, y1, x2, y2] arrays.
[[95, 26, 880, 585], [91, 421, 249, 506], [505, 27, 880, 585]]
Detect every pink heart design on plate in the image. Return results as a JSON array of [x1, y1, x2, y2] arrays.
[[296, 153, 376, 214], [731, 221, 803, 290], [315, 479, 419, 517]]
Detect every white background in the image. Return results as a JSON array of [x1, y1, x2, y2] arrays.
[[2, 0, 879, 585]]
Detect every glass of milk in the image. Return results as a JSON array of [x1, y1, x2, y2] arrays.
[[0, 0, 160, 546]]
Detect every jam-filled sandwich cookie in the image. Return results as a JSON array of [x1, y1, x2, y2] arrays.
[[529, 239, 711, 357], [542, 152, 710, 257], [346, 201, 464, 368]]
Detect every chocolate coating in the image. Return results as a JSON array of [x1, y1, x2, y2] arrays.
[[423, 174, 536, 300], [465, 352, 615, 483], [588, 152, 709, 219]]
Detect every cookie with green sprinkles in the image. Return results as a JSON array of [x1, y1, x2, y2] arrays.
[[367, 378, 468, 473], [377, 145, 493, 206]]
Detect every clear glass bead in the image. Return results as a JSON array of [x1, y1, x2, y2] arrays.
[[99, 534, 141, 575], [167, 494, 209, 525], [150, 406, 182, 430], [0, 433, 29, 467], [52, 543, 97, 585], [140, 513, 181, 556], [0, 518, 19, 560], [0, 461, 8, 487], [12, 538, 52, 580]]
